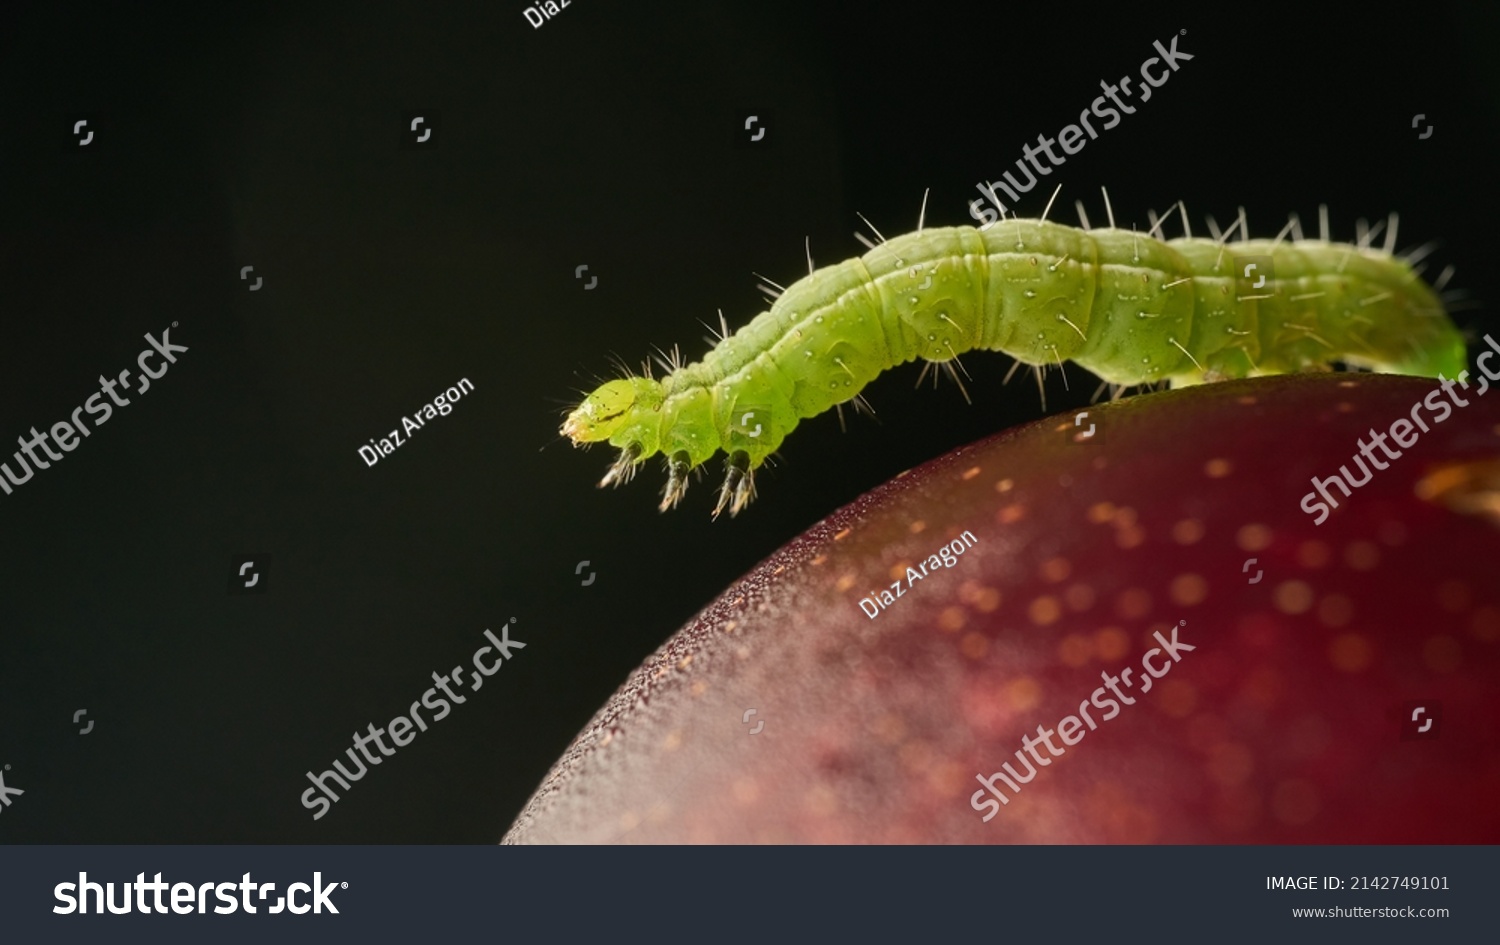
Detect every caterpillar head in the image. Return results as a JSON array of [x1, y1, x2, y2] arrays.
[[561, 377, 664, 445]]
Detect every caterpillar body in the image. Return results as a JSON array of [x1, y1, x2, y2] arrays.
[[561, 210, 1465, 517]]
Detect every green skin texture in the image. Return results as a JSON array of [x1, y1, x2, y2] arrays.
[[568, 218, 1465, 485]]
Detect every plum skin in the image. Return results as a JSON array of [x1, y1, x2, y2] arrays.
[[506, 373, 1500, 844]]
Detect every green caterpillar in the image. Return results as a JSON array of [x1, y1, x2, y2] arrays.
[[561, 199, 1465, 517]]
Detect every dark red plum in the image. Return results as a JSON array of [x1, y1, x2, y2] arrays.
[[506, 374, 1500, 843]]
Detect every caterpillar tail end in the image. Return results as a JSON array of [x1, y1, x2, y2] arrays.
[[711, 450, 756, 520]]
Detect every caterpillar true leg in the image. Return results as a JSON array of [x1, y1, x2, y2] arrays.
[[659, 450, 693, 512], [711, 450, 755, 520], [599, 443, 642, 489]]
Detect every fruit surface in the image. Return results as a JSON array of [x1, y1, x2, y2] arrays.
[[512, 374, 1500, 843]]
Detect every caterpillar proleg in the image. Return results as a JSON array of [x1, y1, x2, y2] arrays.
[[561, 198, 1466, 517]]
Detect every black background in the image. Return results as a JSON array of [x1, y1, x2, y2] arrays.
[[1, 1, 1497, 842]]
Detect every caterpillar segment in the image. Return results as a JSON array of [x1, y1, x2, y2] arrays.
[[561, 205, 1465, 516]]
